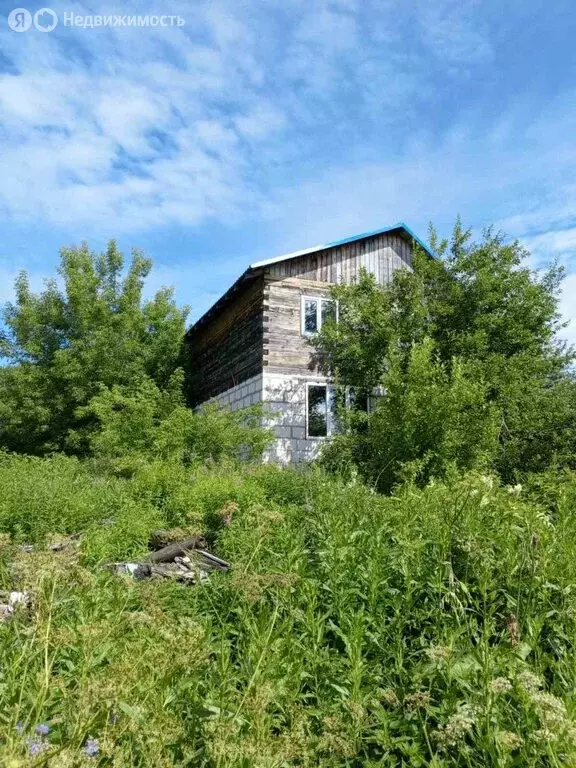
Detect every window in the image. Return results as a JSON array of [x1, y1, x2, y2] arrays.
[[306, 383, 337, 438], [306, 384, 378, 438], [301, 296, 338, 336], [347, 387, 369, 413]]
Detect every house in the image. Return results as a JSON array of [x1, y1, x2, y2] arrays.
[[185, 222, 432, 462]]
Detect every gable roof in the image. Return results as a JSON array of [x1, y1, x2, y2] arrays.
[[249, 222, 433, 269], [188, 222, 432, 335]]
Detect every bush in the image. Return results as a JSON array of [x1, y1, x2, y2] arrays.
[[0, 452, 139, 543], [81, 373, 272, 474]]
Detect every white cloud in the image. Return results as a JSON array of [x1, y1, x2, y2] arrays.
[[0, 0, 501, 234], [0, 0, 575, 338]]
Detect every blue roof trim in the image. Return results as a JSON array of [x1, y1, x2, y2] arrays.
[[323, 221, 434, 258], [189, 221, 434, 333]]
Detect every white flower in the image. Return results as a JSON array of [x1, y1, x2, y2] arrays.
[[490, 677, 512, 694]]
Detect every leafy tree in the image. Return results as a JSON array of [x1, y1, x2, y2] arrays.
[[80, 370, 272, 475], [0, 240, 188, 454], [316, 220, 576, 490]]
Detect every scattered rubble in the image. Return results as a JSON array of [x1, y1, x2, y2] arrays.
[[110, 529, 231, 585], [0, 590, 31, 621]]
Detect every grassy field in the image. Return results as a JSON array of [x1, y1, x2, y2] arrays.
[[1, 452, 576, 766]]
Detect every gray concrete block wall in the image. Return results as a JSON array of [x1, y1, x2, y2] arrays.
[[198, 371, 331, 464], [200, 373, 264, 412], [262, 372, 329, 463]]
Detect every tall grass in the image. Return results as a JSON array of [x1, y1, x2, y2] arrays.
[[1, 453, 576, 765]]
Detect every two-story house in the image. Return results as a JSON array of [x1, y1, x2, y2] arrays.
[[185, 222, 432, 462]]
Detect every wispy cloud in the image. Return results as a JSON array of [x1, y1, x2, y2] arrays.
[[0, 0, 575, 339], [0, 0, 499, 232]]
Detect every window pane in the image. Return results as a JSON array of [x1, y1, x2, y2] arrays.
[[327, 385, 338, 435], [308, 385, 327, 437], [321, 299, 337, 327], [348, 387, 368, 412], [304, 299, 318, 333]]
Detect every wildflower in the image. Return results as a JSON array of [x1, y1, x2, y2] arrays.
[[531, 727, 559, 745], [517, 670, 542, 694], [426, 645, 451, 662], [404, 691, 431, 710], [497, 731, 524, 751], [506, 615, 519, 646], [15, 721, 24, 735], [434, 704, 476, 748], [35, 724, 50, 736], [533, 691, 566, 714], [378, 688, 400, 707], [490, 677, 512, 694], [83, 738, 100, 758], [507, 484, 523, 496], [217, 501, 238, 527], [532, 691, 568, 728], [26, 738, 49, 757]]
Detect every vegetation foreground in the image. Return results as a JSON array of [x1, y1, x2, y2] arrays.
[[1, 223, 576, 765], [1, 453, 576, 766]]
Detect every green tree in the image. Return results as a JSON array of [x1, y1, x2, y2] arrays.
[[316, 220, 576, 490], [80, 371, 272, 474], [0, 240, 188, 454]]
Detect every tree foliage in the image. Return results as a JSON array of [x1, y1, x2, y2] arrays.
[[81, 371, 272, 475], [317, 220, 576, 490], [0, 240, 188, 454]]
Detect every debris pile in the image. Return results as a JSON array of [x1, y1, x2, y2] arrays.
[[0, 590, 31, 621], [110, 530, 231, 584]]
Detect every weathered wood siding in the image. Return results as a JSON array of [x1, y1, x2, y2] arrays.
[[263, 232, 414, 375], [187, 231, 416, 396], [265, 231, 412, 284], [187, 275, 264, 405], [263, 277, 330, 375]]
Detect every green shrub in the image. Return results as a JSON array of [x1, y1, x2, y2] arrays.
[[0, 452, 137, 543], [81, 372, 273, 474]]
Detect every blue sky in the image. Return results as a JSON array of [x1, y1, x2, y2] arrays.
[[0, 0, 575, 340]]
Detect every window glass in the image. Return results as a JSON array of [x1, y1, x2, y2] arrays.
[[304, 299, 318, 333], [327, 385, 338, 435], [308, 385, 327, 437], [321, 299, 337, 327], [348, 387, 369, 413]]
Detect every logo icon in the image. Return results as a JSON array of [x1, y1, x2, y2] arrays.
[[34, 7, 57, 31], [8, 7, 32, 31]]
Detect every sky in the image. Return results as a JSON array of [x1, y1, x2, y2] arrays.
[[0, 0, 575, 340]]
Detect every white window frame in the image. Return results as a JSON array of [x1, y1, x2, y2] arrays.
[[301, 295, 339, 337], [305, 383, 383, 439], [305, 382, 337, 439]]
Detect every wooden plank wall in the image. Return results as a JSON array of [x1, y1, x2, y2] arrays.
[[266, 231, 412, 284], [186, 275, 264, 405], [263, 278, 330, 375]]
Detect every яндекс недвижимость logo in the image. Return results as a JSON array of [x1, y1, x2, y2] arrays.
[[8, 7, 58, 32]]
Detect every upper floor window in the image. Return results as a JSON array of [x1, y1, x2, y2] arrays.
[[301, 296, 338, 336]]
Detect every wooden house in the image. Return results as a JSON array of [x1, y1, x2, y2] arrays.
[[185, 223, 432, 462]]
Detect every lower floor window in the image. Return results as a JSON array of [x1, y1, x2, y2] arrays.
[[306, 383, 337, 438], [306, 383, 375, 438]]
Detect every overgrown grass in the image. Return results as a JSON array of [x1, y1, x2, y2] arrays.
[[1, 453, 576, 765]]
